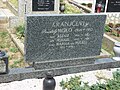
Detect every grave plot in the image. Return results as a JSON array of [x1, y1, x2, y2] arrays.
[[0, 29, 26, 68], [0, 1, 120, 90], [102, 14, 120, 55], [0, 14, 120, 84]]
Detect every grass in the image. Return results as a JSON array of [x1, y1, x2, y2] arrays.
[[102, 44, 114, 56], [10, 47, 18, 53], [64, 3, 81, 14], [0, 29, 25, 68], [8, 0, 18, 8], [10, 58, 25, 68], [15, 25, 25, 39]]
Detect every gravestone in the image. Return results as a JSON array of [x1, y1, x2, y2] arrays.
[[26, 0, 59, 14], [32, 0, 54, 11], [18, 0, 59, 17], [3, 14, 120, 84], [107, 0, 120, 12], [25, 14, 106, 64]]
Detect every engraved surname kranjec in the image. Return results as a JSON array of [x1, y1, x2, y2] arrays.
[[41, 20, 93, 49]]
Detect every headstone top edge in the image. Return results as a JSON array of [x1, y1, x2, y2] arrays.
[[25, 13, 107, 17]]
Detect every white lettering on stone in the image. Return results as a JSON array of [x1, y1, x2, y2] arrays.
[[52, 21, 89, 27]]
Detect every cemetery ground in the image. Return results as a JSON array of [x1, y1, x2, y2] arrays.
[[0, 29, 26, 68], [0, 68, 120, 90], [0, 0, 120, 90], [1, 17, 120, 90], [105, 32, 120, 42], [105, 24, 120, 42], [8, 0, 18, 8]]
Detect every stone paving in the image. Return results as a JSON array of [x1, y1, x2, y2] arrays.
[[0, 0, 15, 28]]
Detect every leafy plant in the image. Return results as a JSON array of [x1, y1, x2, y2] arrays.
[[10, 59, 23, 68], [90, 83, 106, 90], [60, 70, 120, 90], [10, 47, 18, 53], [60, 75, 84, 90], [0, 32, 8, 38], [60, 0, 64, 2], [15, 25, 25, 39], [113, 69, 120, 81], [104, 25, 111, 32]]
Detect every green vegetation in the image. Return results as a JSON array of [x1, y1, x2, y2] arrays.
[[64, 3, 81, 14], [60, 70, 120, 90], [15, 25, 25, 39], [10, 47, 18, 53], [0, 31, 11, 49], [0, 32, 8, 38], [0, 30, 25, 68], [9, 0, 18, 8], [102, 44, 114, 56], [81, 3, 87, 6], [104, 25, 111, 32], [10, 58, 24, 68], [105, 24, 120, 37], [60, 0, 64, 2]]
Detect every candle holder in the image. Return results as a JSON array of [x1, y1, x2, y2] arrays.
[[112, 42, 120, 61], [59, 2, 65, 13], [0, 50, 9, 74]]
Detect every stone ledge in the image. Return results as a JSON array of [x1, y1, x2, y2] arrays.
[[34, 56, 97, 70], [68, 0, 92, 13], [6, 1, 18, 16], [0, 58, 120, 83], [7, 29, 24, 55]]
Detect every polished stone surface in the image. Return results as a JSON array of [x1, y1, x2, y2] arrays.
[[34, 56, 96, 70], [25, 14, 106, 62], [0, 58, 120, 83]]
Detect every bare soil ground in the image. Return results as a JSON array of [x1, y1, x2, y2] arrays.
[[0, 29, 26, 68]]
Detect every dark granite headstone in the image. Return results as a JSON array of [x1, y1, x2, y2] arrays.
[[107, 0, 120, 12], [32, 0, 54, 11], [25, 14, 106, 62]]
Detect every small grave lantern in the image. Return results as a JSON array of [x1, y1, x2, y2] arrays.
[[113, 42, 120, 61], [0, 50, 9, 74], [59, 1, 65, 13]]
